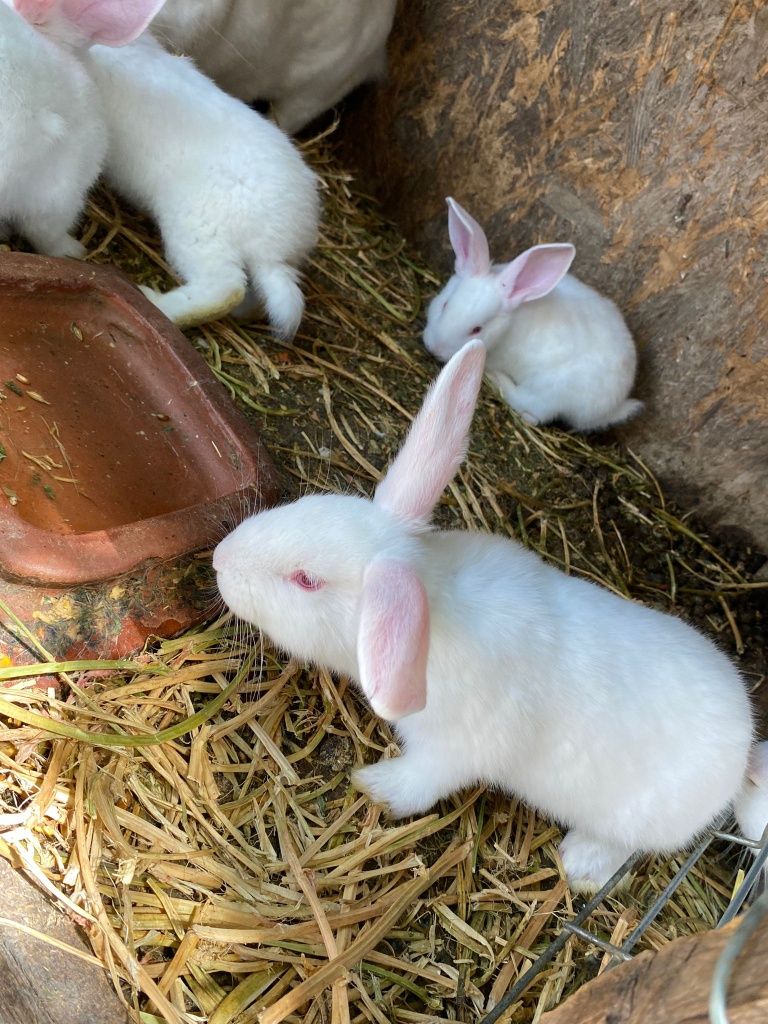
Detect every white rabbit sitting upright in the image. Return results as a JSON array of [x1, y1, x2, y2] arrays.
[[214, 339, 766, 891], [18, 0, 320, 338], [0, 0, 158, 258], [423, 198, 642, 431]]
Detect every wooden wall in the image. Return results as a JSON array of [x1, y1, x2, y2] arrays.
[[339, 0, 768, 553]]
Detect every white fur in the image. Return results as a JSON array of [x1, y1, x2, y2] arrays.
[[735, 740, 768, 853], [82, 33, 320, 336], [152, 0, 397, 133], [215, 341, 760, 890], [0, 2, 106, 258], [424, 206, 642, 432]]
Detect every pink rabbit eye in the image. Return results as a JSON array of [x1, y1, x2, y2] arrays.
[[289, 569, 324, 591], [470, 325, 482, 335]]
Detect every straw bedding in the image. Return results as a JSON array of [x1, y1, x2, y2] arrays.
[[0, 131, 765, 1024]]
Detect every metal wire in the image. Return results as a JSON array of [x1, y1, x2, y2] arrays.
[[618, 834, 714, 958], [717, 823, 768, 927], [478, 853, 641, 1024], [481, 821, 768, 1023], [709, 888, 768, 1024]]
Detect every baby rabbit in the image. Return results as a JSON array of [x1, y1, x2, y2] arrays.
[[18, 0, 320, 337], [0, 0, 106, 258], [423, 198, 642, 431], [214, 339, 764, 891]]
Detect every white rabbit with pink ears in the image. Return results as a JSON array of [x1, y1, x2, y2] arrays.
[[215, 339, 766, 891], [423, 198, 642, 431]]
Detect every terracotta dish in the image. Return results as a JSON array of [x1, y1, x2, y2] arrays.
[[0, 253, 280, 660]]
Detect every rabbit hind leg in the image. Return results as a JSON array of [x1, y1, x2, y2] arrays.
[[487, 370, 564, 426], [558, 829, 635, 894], [140, 256, 247, 329]]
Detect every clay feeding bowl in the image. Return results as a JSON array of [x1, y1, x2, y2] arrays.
[[0, 252, 280, 664]]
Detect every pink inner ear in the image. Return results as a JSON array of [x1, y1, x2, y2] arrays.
[[61, 0, 166, 45], [13, 0, 55, 23], [447, 197, 491, 277], [498, 243, 575, 309], [357, 560, 429, 721], [375, 339, 486, 525]]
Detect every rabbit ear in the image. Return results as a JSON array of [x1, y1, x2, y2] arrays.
[[497, 243, 575, 310], [12, 0, 55, 23], [447, 197, 491, 277], [357, 560, 429, 721], [51, 0, 166, 44], [375, 339, 485, 525]]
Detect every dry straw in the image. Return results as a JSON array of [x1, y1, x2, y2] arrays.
[[0, 129, 765, 1024]]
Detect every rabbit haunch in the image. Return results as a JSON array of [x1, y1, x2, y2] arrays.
[[83, 33, 320, 337], [423, 198, 642, 432], [215, 339, 765, 891], [152, 0, 397, 134], [0, 0, 165, 258]]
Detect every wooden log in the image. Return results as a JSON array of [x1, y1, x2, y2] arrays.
[[339, 0, 768, 555], [0, 858, 128, 1024], [537, 912, 768, 1024]]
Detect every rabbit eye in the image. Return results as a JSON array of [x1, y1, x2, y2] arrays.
[[289, 569, 324, 591], [470, 325, 482, 335]]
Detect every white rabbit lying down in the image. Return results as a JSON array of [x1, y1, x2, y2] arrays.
[[424, 198, 643, 432], [16, 0, 320, 338], [152, 0, 398, 135], [214, 339, 767, 891]]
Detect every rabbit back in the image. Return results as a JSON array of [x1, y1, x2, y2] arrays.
[[153, 0, 397, 132], [88, 36, 319, 263], [398, 529, 752, 852], [485, 274, 638, 430]]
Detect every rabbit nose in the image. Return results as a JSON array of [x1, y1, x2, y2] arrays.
[[212, 538, 232, 572]]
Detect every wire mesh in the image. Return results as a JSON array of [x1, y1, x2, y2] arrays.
[[480, 823, 768, 1024]]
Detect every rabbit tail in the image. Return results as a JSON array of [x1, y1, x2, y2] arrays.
[[605, 398, 644, 427], [583, 397, 644, 431], [735, 741, 768, 850], [250, 262, 305, 340]]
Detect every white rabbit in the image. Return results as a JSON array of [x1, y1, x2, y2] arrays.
[[151, 0, 397, 134], [423, 198, 643, 431], [0, 0, 106, 259], [0, 0, 167, 258], [17, 0, 321, 337], [86, 33, 320, 335], [214, 339, 762, 891]]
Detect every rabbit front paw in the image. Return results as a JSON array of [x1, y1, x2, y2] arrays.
[[353, 757, 441, 819]]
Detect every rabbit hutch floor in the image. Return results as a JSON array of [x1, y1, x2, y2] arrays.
[[0, 132, 765, 1024]]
